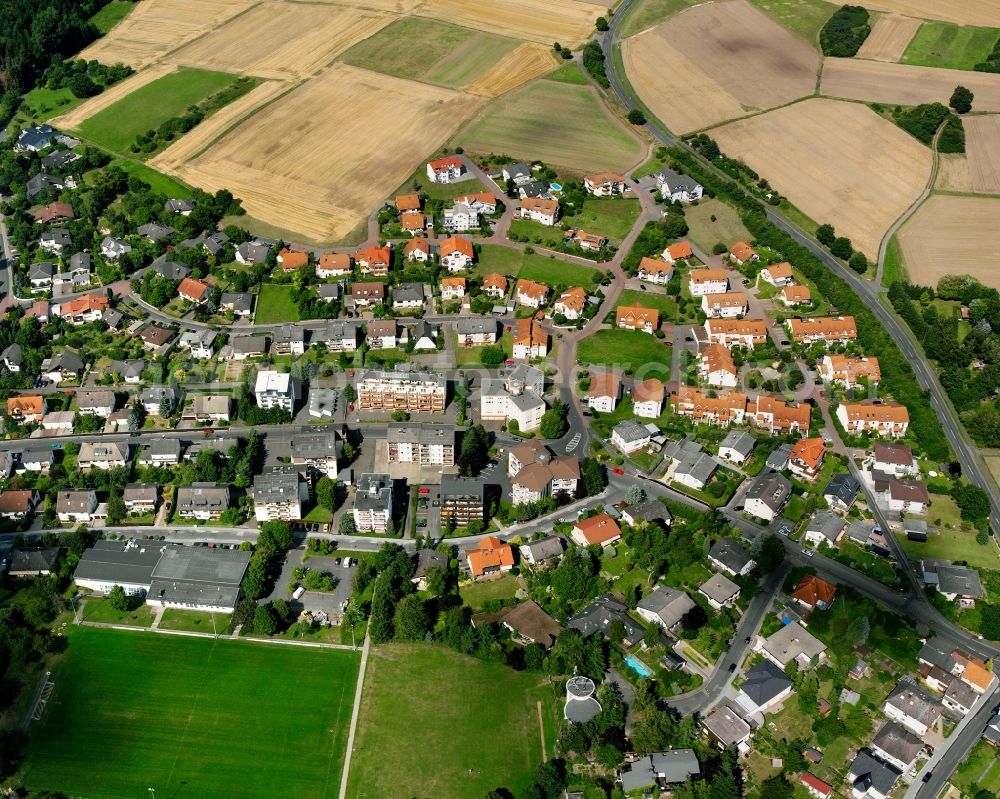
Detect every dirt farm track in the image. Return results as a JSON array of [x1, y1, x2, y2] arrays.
[[711, 98, 931, 259]]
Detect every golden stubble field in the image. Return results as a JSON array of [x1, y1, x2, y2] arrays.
[[712, 98, 931, 258], [165, 1, 392, 80], [416, 0, 596, 47], [861, 0, 1000, 27], [623, 0, 819, 134], [856, 14, 921, 61], [465, 44, 557, 97], [159, 64, 485, 242], [898, 195, 1000, 290], [822, 59, 1000, 110], [963, 115, 1000, 194], [77, 0, 257, 68]]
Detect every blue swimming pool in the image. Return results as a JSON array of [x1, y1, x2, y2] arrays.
[[625, 654, 652, 678], [550, 182, 563, 192]]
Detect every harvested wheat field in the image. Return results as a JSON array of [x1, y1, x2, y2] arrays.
[[465, 43, 556, 97], [898, 195, 1000, 289], [76, 0, 256, 68], [162, 65, 484, 242], [300, 0, 423, 10], [151, 80, 290, 168], [935, 154, 973, 192], [623, 0, 819, 134], [712, 98, 930, 258], [51, 63, 177, 129], [167, 1, 391, 80], [857, 14, 921, 61], [822, 59, 1000, 110], [416, 0, 596, 47], [862, 0, 1000, 27], [963, 116, 1000, 194]]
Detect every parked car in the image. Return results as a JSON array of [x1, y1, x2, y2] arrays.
[[801, 547, 815, 558], [611, 467, 625, 475]]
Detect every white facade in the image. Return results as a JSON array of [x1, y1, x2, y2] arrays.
[[255, 371, 296, 412]]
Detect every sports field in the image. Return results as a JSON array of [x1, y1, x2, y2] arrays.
[[857, 14, 921, 61], [897, 194, 1000, 290], [72, 67, 244, 153], [167, 1, 391, 80], [457, 79, 643, 173], [712, 98, 931, 257], [821, 58, 1000, 111], [346, 643, 557, 799], [900, 21, 1000, 70], [23, 628, 360, 799], [623, 0, 819, 134]]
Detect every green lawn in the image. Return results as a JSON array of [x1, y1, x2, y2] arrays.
[[519, 253, 601, 286], [896, 528, 1000, 571], [509, 218, 566, 249], [577, 328, 670, 371], [158, 608, 226, 633], [901, 22, 1000, 71], [89, 0, 135, 34], [454, 332, 512, 366], [24, 627, 360, 799], [475, 243, 525, 277], [747, 0, 838, 46], [255, 284, 301, 323], [954, 740, 1000, 794], [459, 573, 520, 608], [17, 85, 85, 123], [684, 198, 750, 254], [393, 163, 487, 201], [566, 198, 642, 241], [616, 288, 677, 318], [347, 643, 556, 799], [81, 597, 155, 627], [545, 60, 589, 85], [76, 68, 243, 153]]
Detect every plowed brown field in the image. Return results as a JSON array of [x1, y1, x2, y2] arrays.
[[822, 59, 1000, 110], [964, 115, 1000, 194]]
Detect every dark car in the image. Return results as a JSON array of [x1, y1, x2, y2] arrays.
[[922, 773, 933, 784], [728, 663, 737, 672]]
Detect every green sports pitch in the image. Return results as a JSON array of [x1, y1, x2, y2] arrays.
[[22, 628, 360, 799]]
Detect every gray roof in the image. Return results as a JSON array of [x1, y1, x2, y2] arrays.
[[254, 468, 307, 504], [720, 429, 755, 458], [291, 434, 339, 460], [622, 499, 671, 525], [945, 678, 979, 710], [220, 292, 254, 313], [123, 483, 158, 503], [985, 715, 1000, 745], [702, 703, 752, 746], [41, 228, 72, 247], [141, 385, 180, 405], [139, 224, 175, 243], [46, 349, 84, 374], [760, 621, 827, 666], [741, 660, 793, 706], [620, 750, 700, 792], [824, 473, 860, 505], [441, 475, 484, 502], [140, 438, 183, 461], [846, 520, 875, 545], [745, 470, 792, 513], [232, 334, 268, 354], [613, 419, 651, 444], [655, 166, 702, 193], [317, 283, 341, 299], [806, 511, 846, 544], [675, 451, 716, 484], [69, 252, 91, 272], [885, 681, 942, 727], [176, 483, 232, 512], [520, 179, 550, 198], [849, 751, 901, 798], [872, 722, 922, 766], [8, 547, 58, 574], [937, 564, 985, 598], [709, 537, 753, 573], [18, 125, 55, 150], [507, 363, 544, 394], [766, 443, 793, 470], [664, 438, 702, 462], [149, 259, 188, 280], [519, 536, 564, 563], [74, 539, 167, 586], [273, 324, 305, 345], [236, 241, 272, 263], [568, 594, 644, 643], [456, 317, 497, 336], [78, 441, 130, 464], [388, 423, 455, 447], [355, 473, 393, 512], [27, 172, 62, 198], [203, 231, 229, 255], [315, 320, 359, 343], [393, 282, 425, 303], [414, 548, 448, 579], [29, 261, 55, 280], [1, 343, 22, 366], [699, 572, 740, 604], [151, 546, 250, 586], [918, 642, 957, 673], [41, 148, 78, 170], [637, 585, 696, 628]]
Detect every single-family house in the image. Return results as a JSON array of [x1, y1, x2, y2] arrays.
[[571, 513, 622, 547], [588, 371, 621, 413], [616, 305, 659, 334], [689, 268, 729, 297], [743, 471, 791, 522], [788, 437, 826, 481], [637, 585, 696, 631], [584, 171, 627, 196], [655, 167, 703, 202], [638, 256, 674, 285]]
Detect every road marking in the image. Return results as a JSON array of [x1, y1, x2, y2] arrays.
[[565, 433, 581, 453]]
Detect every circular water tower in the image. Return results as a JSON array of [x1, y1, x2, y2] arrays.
[[564, 676, 602, 724]]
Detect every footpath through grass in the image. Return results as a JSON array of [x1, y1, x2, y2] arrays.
[[346, 643, 556, 799], [76, 68, 244, 153], [24, 627, 360, 799]]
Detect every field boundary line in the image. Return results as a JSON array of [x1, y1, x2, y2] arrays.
[[338, 630, 372, 799], [536, 700, 547, 763], [77, 619, 358, 651]]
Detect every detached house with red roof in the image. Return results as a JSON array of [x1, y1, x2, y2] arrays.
[[792, 574, 837, 610], [572, 513, 622, 547], [439, 236, 474, 272], [638, 256, 674, 285], [584, 172, 627, 196], [277, 248, 309, 272], [616, 305, 659, 334], [788, 437, 826, 481], [705, 319, 768, 349], [440, 276, 466, 301], [780, 285, 811, 307], [759, 261, 793, 285], [400, 211, 426, 235], [565, 229, 607, 251], [453, 192, 497, 215], [178, 277, 210, 304], [355, 244, 390, 277], [700, 344, 738, 389], [516, 279, 550, 308], [394, 193, 421, 213], [663, 241, 694, 264], [482, 272, 508, 299], [57, 293, 109, 325], [403, 238, 430, 263], [426, 155, 463, 184], [701, 291, 749, 319], [517, 197, 559, 226], [554, 286, 586, 320], [466, 535, 514, 580], [513, 318, 547, 360], [633, 378, 665, 418], [729, 242, 759, 266], [317, 253, 352, 278], [689, 268, 729, 297]]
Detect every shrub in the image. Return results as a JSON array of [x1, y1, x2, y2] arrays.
[[582, 40, 608, 88], [848, 251, 867, 273], [596, 16, 609, 31], [830, 236, 853, 260], [893, 102, 950, 144], [950, 85, 974, 114], [938, 115, 965, 154], [627, 109, 646, 125], [820, 5, 871, 57]]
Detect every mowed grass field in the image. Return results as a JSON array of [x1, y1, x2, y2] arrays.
[[75, 67, 243, 152], [255, 284, 301, 323], [616, 288, 677, 317], [457, 79, 643, 173], [346, 643, 557, 799], [577, 328, 670, 370], [684, 198, 751, 253], [89, 0, 135, 34], [23, 628, 360, 799], [900, 21, 1000, 70]]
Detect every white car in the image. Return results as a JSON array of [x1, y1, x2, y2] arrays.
[[801, 547, 815, 558]]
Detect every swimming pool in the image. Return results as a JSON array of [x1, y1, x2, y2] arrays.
[[550, 182, 563, 192], [625, 654, 652, 678]]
